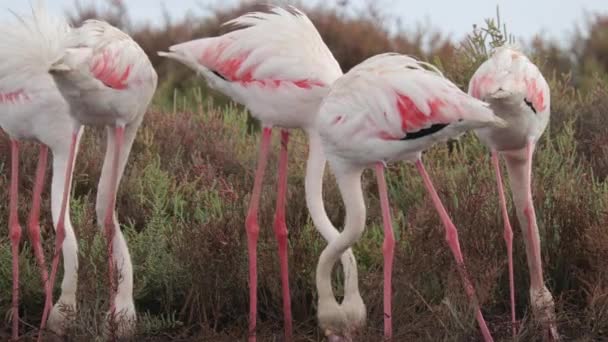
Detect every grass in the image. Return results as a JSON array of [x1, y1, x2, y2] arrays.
[[2, 79, 608, 341], [1, 1, 608, 341]]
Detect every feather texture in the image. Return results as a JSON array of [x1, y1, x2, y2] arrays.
[[0, 1, 70, 86], [469, 45, 551, 150], [164, 6, 341, 86], [48, 19, 157, 126], [159, 5, 342, 128], [52, 20, 155, 92], [468, 46, 550, 113], [319, 53, 503, 142]]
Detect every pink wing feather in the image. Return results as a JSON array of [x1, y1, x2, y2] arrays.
[[62, 20, 152, 91], [90, 49, 132, 90], [192, 37, 325, 89], [321, 53, 498, 141], [396, 95, 448, 133], [524, 77, 546, 112], [0, 89, 29, 105], [164, 7, 341, 90]]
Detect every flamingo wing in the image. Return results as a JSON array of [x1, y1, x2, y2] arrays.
[[0, 3, 70, 104], [320, 53, 501, 141], [88, 40, 136, 90], [52, 20, 152, 92], [160, 6, 342, 89]]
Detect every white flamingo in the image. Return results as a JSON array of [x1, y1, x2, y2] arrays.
[[314, 53, 506, 341], [0, 5, 83, 341], [468, 45, 559, 340], [158, 6, 362, 341], [44, 18, 158, 338]]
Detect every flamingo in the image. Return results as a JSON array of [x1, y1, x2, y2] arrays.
[[158, 6, 362, 341], [314, 53, 506, 341], [45, 19, 158, 337], [468, 46, 559, 340], [0, 5, 83, 340]]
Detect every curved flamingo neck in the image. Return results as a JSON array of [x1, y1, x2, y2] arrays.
[[304, 131, 335, 241], [315, 164, 365, 302], [503, 142, 544, 288], [305, 131, 361, 297]]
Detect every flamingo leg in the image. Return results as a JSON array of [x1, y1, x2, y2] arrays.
[[44, 130, 79, 328], [491, 150, 517, 336], [25, 145, 51, 339], [104, 125, 125, 331], [9, 140, 22, 341], [273, 129, 293, 340], [375, 163, 395, 341], [415, 160, 493, 342], [522, 143, 544, 287], [28, 145, 50, 292], [245, 127, 273, 342], [505, 142, 558, 340]]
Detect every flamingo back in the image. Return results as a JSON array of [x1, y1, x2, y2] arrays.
[[469, 46, 550, 115], [161, 6, 342, 128], [71, 20, 156, 89], [0, 2, 76, 141], [318, 53, 504, 165], [51, 20, 158, 126], [468, 45, 550, 149]]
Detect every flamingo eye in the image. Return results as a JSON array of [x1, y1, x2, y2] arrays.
[[524, 98, 537, 114]]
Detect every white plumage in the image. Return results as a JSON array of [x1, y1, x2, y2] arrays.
[[319, 53, 504, 166], [160, 6, 342, 129], [51, 19, 157, 126], [468, 46, 558, 340], [0, 3, 82, 341], [1, 3, 157, 339], [315, 52, 502, 341], [43, 17, 159, 340], [0, 3, 70, 85], [469, 45, 550, 150], [159, 7, 358, 342]]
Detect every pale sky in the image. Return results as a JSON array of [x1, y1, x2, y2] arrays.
[[2, 0, 607, 42]]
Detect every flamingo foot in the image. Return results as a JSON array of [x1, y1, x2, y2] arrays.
[[47, 296, 77, 336]]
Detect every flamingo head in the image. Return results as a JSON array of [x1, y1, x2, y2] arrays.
[[326, 330, 353, 342]]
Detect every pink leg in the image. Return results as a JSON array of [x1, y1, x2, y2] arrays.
[[25, 145, 52, 338], [522, 143, 543, 284], [43, 130, 79, 330], [491, 151, 517, 336], [375, 163, 395, 341], [245, 127, 273, 342], [521, 143, 559, 340], [9, 140, 22, 341], [415, 160, 493, 342], [105, 125, 125, 325], [273, 130, 292, 341]]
